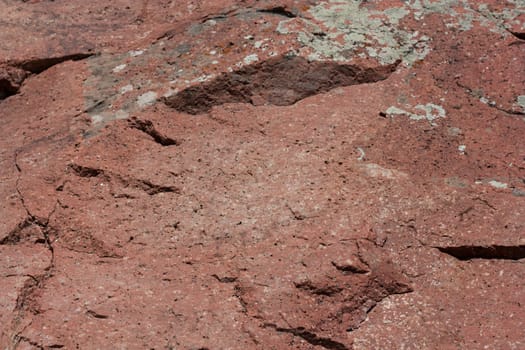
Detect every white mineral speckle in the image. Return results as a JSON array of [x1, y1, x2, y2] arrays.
[[243, 54, 259, 64], [385, 106, 409, 116], [488, 180, 508, 189], [137, 91, 157, 108], [119, 84, 133, 94], [191, 75, 213, 83], [163, 88, 178, 98], [115, 110, 129, 120], [129, 50, 144, 57], [413, 103, 446, 121], [112, 64, 127, 73], [91, 114, 104, 124], [386, 103, 446, 124]]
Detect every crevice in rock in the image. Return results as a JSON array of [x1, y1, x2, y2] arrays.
[[0, 65, 27, 100], [436, 245, 525, 260], [9, 183, 57, 347], [456, 81, 525, 116], [256, 6, 297, 18], [13, 152, 58, 254], [506, 29, 525, 41], [163, 55, 400, 114], [199, 8, 239, 23], [492, 104, 525, 116], [0, 78, 20, 100], [263, 323, 349, 350], [128, 117, 179, 146], [18, 53, 94, 74]]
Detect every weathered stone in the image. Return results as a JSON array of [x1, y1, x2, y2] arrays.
[[1, 1, 524, 349]]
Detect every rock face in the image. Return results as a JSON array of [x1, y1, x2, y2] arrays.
[[1, 0, 524, 349]]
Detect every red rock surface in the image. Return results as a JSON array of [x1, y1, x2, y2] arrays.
[[1, 1, 524, 349]]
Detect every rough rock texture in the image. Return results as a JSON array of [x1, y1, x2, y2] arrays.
[[1, 0, 524, 349]]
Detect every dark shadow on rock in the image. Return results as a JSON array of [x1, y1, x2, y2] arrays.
[[163, 55, 400, 114], [437, 245, 525, 260]]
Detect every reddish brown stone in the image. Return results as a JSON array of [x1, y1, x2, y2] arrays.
[[1, 1, 524, 349]]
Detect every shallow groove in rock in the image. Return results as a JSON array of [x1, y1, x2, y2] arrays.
[[69, 162, 179, 196], [163, 55, 399, 114], [69, 163, 105, 178], [256, 6, 297, 18], [128, 117, 179, 146], [331, 261, 369, 274], [86, 309, 109, 319], [264, 323, 349, 350], [124, 178, 180, 196], [295, 280, 343, 296], [15, 336, 45, 350], [212, 274, 238, 283], [437, 245, 525, 260], [456, 81, 525, 116], [15, 335, 64, 350]]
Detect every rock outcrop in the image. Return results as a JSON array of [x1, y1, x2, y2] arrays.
[[1, 0, 524, 349]]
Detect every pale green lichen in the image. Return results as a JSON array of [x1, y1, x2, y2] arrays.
[[386, 103, 446, 123], [517, 96, 525, 112], [386, 106, 409, 116], [303, 1, 431, 65], [279, 0, 525, 65], [472, 2, 525, 33], [413, 103, 447, 121], [243, 54, 259, 64]]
